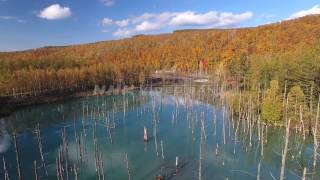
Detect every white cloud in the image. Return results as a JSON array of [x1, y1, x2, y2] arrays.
[[136, 21, 162, 32], [113, 28, 135, 38], [131, 13, 156, 24], [115, 19, 129, 27], [100, 0, 115, 6], [101, 18, 113, 26], [131, 12, 178, 25], [170, 11, 253, 27], [170, 11, 216, 26], [38, 4, 72, 20], [105, 10, 253, 38], [289, 5, 320, 19]]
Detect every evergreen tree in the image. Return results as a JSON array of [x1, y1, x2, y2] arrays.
[[262, 80, 283, 123], [287, 85, 306, 124]]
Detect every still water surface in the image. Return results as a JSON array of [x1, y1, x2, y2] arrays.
[[0, 87, 318, 179]]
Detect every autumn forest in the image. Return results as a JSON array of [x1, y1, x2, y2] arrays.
[[0, 15, 320, 99], [2, 2, 320, 179]]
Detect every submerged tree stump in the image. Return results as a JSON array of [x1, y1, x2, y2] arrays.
[[156, 175, 164, 180], [144, 126, 148, 142]]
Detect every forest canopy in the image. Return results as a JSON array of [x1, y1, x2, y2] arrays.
[[0, 15, 320, 97]]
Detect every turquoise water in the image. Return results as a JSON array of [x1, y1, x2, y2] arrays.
[[0, 87, 318, 179]]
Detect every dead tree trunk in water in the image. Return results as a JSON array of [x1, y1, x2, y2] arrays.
[[144, 126, 148, 142], [280, 119, 291, 180], [199, 120, 204, 180], [3, 157, 9, 180], [161, 140, 165, 159], [260, 124, 264, 157], [125, 153, 131, 180], [257, 160, 261, 180], [302, 167, 306, 180], [34, 160, 38, 180], [313, 96, 320, 171], [13, 133, 22, 180], [300, 106, 306, 141], [35, 124, 48, 176]]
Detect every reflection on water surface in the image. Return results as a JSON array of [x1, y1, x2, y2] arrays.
[[0, 87, 318, 179]]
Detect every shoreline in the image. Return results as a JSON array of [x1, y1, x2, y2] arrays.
[[0, 85, 140, 118], [0, 72, 211, 117], [0, 81, 197, 117], [1, 83, 314, 136]]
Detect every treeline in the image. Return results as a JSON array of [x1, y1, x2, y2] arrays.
[[228, 42, 320, 93], [226, 43, 320, 128], [1, 15, 320, 97]]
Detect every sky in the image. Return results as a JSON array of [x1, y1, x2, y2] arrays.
[[0, 0, 320, 52]]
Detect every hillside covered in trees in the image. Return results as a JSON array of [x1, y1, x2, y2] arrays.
[[0, 15, 320, 99]]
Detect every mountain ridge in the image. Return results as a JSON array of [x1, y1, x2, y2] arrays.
[[1, 14, 319, 54]]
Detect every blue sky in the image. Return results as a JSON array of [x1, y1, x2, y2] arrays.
[[0, 0, 320, 51]]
